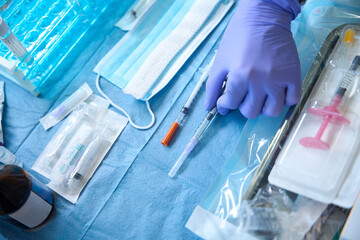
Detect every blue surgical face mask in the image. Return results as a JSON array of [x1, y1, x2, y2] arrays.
[[94, 0, 234, 129]]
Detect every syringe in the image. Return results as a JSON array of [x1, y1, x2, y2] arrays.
[[169, 106, 218, 178], [300, 55, 360, 149], [161, 54, 216, 146]]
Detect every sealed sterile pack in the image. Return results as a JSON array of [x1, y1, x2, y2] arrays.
[[185, 115, 289, 240], [269, 25, 360, 208], [33, 94, 128, 203], [187, 20, 360, 239], [40, 83, 93, 130]]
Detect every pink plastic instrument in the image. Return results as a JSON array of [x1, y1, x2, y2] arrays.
[[299, 55, 360, 150]]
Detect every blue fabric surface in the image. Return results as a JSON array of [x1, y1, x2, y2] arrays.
[[0, 4, 240, 240], [83, 58, 246, 240]]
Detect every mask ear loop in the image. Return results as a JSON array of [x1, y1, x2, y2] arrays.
[[96, 75, 155, 130]]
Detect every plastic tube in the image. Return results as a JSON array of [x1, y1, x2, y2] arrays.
[[40, 83, 93, 130], [0, 17, 31, 63], [161, 54, 216, 146], [169, 106, 218, 178]]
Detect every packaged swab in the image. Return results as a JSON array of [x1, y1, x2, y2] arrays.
[[33, 94, 128, 203], [40, 83, 93, 130]]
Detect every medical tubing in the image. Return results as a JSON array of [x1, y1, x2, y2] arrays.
[[96, 75, 155, 130]]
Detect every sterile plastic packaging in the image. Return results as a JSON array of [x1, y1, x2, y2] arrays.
[[293, 0, 360, 79], [40, 83, 93, 130], [33, 94, 128, 203], [185, 115, 291, 240], [269, 25, 360, 208], [305, 205, 349, 240], [187, 18, 360, 239], [0, 146, 22, 167], [239, 185, 328, 240], [187, 181, 327, 240]]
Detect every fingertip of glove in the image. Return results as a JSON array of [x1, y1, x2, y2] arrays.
[[239, 106, 258, 119], [204, 102, 212, 111], [285, 95, 300, 106], [217, 106, 229, 115]]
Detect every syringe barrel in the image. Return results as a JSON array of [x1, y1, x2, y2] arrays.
[[183, 54, 216, 109], [193, 106, 218, 140], [175, 108, 187, 125], [349, 56, 360, 72], [336, 55, 360, 96]]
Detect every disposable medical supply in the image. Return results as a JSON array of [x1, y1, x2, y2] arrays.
[[0, 146, 22, 167], [293, 0, 360, 79], [66, 129, 113, 194], [40, 83, 93, 130], [0, 17, 31, 63], [300, 55, 360, 149], [94, 0, 234, 129], [0, 82, 4, 146], [239, 202, 281, 237], [0, 0, 124, 95], [169, 106, 218, 178], [161, 54, 216, 146], [344, 29, 355, 47], [116, 0, 156, 31], [187, 182, 327, 240], [33, 94, 128, 203], [187, 23, 360, 239], [0, 165, 54, 230], [269, 25, 360, 208], [35, 95, 110, 174], [186, 114, 287, 240]]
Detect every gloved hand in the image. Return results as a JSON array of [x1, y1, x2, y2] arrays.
[[205, 0, 302, 119]]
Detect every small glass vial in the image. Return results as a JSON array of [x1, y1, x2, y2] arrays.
[[0, 165, 54, 230]]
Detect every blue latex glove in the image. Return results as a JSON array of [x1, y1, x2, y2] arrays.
[[205, 0, 302, 119]]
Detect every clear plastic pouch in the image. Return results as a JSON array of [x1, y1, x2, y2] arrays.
[[269, 26, 360, 208], [186, 18, 360, 240], [33, 94, 128, 203]]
